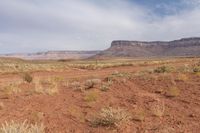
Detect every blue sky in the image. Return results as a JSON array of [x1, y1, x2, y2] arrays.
[[0, 0, 200, 53]]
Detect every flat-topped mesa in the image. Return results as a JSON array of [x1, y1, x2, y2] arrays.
[[111, 37, 200, 48], [93, 37, 200, 58]]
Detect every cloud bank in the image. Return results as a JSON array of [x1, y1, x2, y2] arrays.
[[0, 0, 200, 53]]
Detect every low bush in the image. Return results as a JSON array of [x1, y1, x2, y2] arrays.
[[70, 81, 82, 91], [193, 66, 200, 73], [154, 66, 173, 73], [23, 73, 33, 83], [84, 79, 101, 90], [91, 107, 130, 127], [100, 84, 109, 92]]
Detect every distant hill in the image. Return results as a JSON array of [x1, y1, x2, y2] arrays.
[[93, 37, 200, 58], [1, 51, 100, 60]]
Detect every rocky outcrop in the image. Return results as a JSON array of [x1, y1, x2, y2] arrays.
[[94, 37, 200, 58]]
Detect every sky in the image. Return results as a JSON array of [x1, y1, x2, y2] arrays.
[[0, 0, 200, 53]]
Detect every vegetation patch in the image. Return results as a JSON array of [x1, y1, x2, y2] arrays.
[[100, 84, 110, 92], [90, 107, 131, 127], [3, 83, 21, 95], [176, 74, 188, 82], [70, 81, 82, 91], [165, 87, 180, 97], [84, 92, 98, 102], [84, 79, 101, 90], [193, 66, 200, 73], [34, 78, 59, 95], [154, 66, 174, 73], [151, 101, 165, 117], [132, 111, 145, 122], [0, 120, 45, 133], [23, 73, 33, 83]]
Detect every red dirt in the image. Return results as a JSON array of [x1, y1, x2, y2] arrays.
[[0, 61, 200, 133]]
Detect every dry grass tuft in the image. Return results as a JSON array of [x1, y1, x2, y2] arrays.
[[100, 84, 110, 92], [176, 74, 188, 82], [84, 79, 101, 90], [23, 73, 33, 83], [151, 100, 165, 117], [34, 78, 59, 95], [154, 66, 174, 73], [165, 87, 180, 97], [193, 66, 200, 73], [0, 120, 45, 133], [91, 107, 131, 127], [3, 83, 21, 95], [70, 81, 82, 91], [84, 92, 98, 102], [132, 109, 145, 122]]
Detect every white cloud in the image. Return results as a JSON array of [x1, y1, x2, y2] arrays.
[[0, 0, 200, 53]]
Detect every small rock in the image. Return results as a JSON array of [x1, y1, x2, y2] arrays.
[[189, 114, 195, 118]]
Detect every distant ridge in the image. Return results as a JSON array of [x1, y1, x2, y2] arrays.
[[1, 37, 200, 60], [1, 51, 100, 60], [93, 37, 200, 58]]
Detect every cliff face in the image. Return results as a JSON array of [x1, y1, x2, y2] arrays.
[[94, 37, 200, 58]]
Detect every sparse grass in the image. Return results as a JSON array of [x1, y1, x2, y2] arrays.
[[177, 64, 191, 73], [111, 71, 131, 78], [91, 107, 131, 127], [23, 73, 33, 83], [31, 112, 44, 122], [34, 78, 59, 95], [84, 92, 98, 102], [100, 84, 110, 92], [3, 83, 21, 95], [165, 87, 180, 97], [132, 111, 145, 122], [176, 74, 188, 82], [151, 101, 165, 117], [70, 81, 82, 91], [0, 120, 45, 133], [154, 66, 174, 73], [193, 66, 200, 73]]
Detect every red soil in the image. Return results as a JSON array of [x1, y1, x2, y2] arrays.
[[0, 62, 200, 133]]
